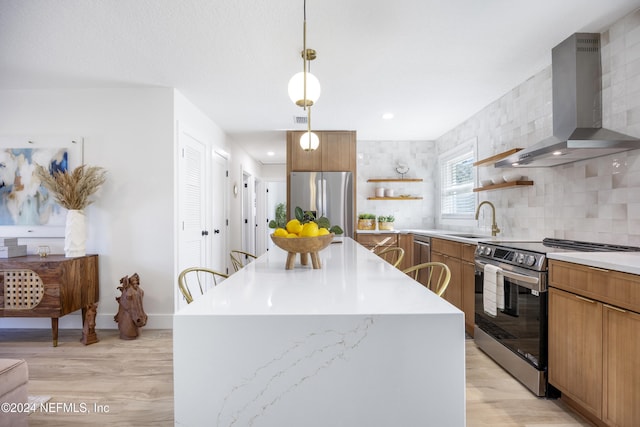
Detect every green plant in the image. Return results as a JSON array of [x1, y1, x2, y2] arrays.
[[358, 213, 376, 220], [378, 215, 395, 223], [268, 203, 287, 229], [293, 206, 344, 234]]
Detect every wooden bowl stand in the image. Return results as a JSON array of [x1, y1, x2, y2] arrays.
[[285, 251, 321, 270]]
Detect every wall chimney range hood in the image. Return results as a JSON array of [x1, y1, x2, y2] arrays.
[[496, 33, 640, 168]]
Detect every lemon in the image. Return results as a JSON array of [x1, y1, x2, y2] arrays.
[[286, 219, 303, 234], [317, 227, 330, 236], [273, 228, 288, 237], [286, 233, 298, 238], [300, 222, 319, 237]]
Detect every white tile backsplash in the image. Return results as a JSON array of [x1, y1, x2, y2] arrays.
[[431, 8, 640, 245], [354, 9, 640, 245]]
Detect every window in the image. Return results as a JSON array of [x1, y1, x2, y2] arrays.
[[440, 147, 475, 219]]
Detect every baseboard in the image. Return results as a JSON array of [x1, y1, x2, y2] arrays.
[[0, 313, 174, 329]]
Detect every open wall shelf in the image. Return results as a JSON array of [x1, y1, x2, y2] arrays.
[[473, 181, 533, 192], [367, 178, 423, 182], [473, 148, 523, 167]]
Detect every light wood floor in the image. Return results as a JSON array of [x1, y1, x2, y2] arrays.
[[0, 329, 592, 426]]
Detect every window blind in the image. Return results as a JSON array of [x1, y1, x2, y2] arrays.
[[441, 149, 475, 218]]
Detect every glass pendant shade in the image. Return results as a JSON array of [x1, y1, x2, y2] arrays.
[[288, 72, 321, 107], [299, 131, 319, 151]]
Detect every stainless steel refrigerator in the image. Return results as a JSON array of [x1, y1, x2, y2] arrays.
[[289, 171, 354, 238]]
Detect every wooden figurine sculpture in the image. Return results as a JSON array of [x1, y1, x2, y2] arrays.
[[81, 302, 99, 345], [114, 273, 148, 340]]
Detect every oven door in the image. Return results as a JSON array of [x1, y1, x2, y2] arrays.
[[474, 260, 547, 370]]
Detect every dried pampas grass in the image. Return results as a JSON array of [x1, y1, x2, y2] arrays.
[[36, 164, 107, 210]]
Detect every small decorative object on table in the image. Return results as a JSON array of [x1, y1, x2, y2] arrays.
[[36, 164, 107, 257], [37, 245, 51, 258], [357, 213, 376, 230], [270, 207, 343, 269], [377, 215, 395, 231], [0, 237, 27, 258], [114, 273, 148, 340]]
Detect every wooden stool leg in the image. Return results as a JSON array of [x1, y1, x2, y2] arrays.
[[286, 252, 296, 270], [51, 317, 58, 347], [311, 252, 321, 269]]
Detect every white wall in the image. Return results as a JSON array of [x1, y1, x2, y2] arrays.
[[0, 88, 176, 329]]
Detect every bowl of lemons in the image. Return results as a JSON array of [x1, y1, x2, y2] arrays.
[[270, 208, 343, 270]]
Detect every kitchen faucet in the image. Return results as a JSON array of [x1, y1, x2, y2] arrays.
[[475, 201, 500, 237]]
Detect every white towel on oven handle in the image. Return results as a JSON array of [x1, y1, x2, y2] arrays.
[[483, 264, 504, 317]]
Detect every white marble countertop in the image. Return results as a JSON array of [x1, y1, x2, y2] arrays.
[[548, 252, 640, 275], [177, 237, 461, 316], [174, 237, 466, 427]]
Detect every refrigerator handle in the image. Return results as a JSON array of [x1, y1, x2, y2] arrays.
[[316, 178, 323, 218], [322, 178, 327, 218]]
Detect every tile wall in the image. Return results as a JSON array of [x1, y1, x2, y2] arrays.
[[436, 8, 640, 245], [356, 140, 437, 229]]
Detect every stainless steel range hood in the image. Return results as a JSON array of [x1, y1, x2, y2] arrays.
[[496, 33, 640, 168]]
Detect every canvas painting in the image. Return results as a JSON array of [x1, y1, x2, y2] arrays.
[[0, 147, 69, 230]]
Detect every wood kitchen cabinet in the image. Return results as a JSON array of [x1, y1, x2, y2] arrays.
[[287, 130, 356, 172], [461, 244, 476, 337], [431, 238, 476, 335], [355, 233, 398, 251], [549, 260, 640, 427], [548, 287, 603, 418], [355, 232, 413, 271], [397, 233, 413, 271]]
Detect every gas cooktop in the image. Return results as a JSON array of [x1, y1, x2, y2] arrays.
[[478, 238, 640, 254]]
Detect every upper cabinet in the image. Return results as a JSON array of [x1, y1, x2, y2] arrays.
[[287, 131, 356, 172]]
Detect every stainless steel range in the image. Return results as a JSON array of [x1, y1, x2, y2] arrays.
[[474, 238, 640, 397]]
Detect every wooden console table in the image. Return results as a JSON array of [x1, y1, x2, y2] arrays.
[[0, 254, 99, 346]]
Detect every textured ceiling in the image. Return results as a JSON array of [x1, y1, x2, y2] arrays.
[[1, 0, 639, 164]]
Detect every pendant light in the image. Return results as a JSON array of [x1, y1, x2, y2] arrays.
[[288, 0, 320, 150]]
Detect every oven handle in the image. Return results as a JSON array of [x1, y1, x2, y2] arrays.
[[475, 259, 543, 291]]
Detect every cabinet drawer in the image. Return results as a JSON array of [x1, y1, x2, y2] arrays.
[[462, 243, 476, 263], [431, 238, 461, 258], [549, 260, 640, 313], [356, 233, 398, 249]]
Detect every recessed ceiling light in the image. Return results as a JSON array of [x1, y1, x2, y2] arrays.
[[552, 151, 563, 156], [267, 151, 275, 156], [382, 113, 394, 120]]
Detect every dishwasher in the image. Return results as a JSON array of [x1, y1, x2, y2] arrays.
[[413, 234, 431, 266]]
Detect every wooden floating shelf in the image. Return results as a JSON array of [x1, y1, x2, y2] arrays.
[[473, 148, 523, 167], [473, 181, 533, 192], [367, 196, 423, 200], [367, 178, 423, 182]]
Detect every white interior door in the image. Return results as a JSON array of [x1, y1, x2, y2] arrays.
[[177, 126, 208, 311], [211, 151, 227, 273]]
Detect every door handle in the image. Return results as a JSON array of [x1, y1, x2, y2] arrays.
[[201, 230, 209, 236], [213, 229, 220, 234]]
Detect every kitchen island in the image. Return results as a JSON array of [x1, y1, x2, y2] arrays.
[[173, 238, 465, 427]]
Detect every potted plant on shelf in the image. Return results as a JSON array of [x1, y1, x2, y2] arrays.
[[377, 215, 395, 231], [357, 213, 376, 230]]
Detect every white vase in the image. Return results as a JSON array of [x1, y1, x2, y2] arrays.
[[65, 209, 86, 257]]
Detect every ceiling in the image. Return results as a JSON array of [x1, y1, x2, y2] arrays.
[[1, 0, 639, 165]]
